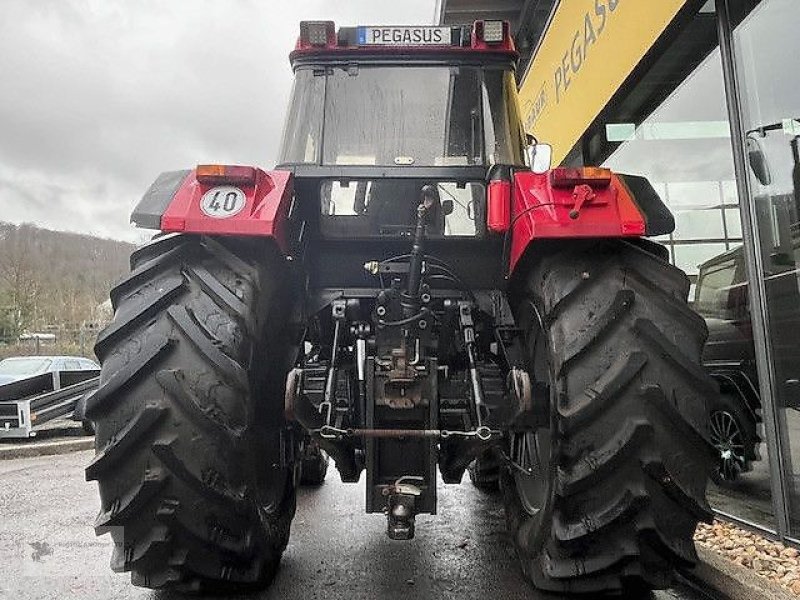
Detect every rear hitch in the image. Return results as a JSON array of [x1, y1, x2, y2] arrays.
[[384, 477, 422, 540]]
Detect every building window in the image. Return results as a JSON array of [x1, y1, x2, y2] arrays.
[[731, 0, 800, 539], [600, 47, 741, 280]]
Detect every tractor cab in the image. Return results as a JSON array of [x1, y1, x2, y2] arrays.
[[278, 21, 527, 244]]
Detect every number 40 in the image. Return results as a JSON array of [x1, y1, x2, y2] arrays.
[[210, 191, 238, 211]]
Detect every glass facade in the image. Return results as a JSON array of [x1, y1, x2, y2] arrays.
[[729, 0, 800, 539], [581, 6, 740, 282], [567, 0, 800, 537], [602, 49, 740, 281]]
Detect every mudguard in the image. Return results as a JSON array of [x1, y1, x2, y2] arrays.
[[508, 170, 674, 274], [131, 167, 294, 252]]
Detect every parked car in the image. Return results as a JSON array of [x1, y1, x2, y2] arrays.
[[695, 209, 800, 483], [695, 247, 762, 483], [0, 355, 99, 386]]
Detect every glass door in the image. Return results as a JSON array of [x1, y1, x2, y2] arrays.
[[731, 0, 800, 537]]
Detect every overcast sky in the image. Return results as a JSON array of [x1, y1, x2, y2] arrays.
[[0, 0, 436, 242]]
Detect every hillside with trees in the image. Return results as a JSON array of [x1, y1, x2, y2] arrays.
[[0, 222, 135, 357]]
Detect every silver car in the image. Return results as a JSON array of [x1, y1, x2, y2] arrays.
[[0, 355, 99, 387]]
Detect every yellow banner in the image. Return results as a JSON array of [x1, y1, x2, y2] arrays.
[[518, 0, 691, 164]]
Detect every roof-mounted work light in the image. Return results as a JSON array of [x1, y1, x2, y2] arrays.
[[471, 20, 513, 50], [299, 21, 335, 47], [481, 20, 505, 44]]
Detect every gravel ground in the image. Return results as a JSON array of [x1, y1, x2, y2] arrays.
[[696, 520, 800, 595]]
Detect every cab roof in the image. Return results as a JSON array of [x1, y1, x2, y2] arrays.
[[290, 21, 517, 66]]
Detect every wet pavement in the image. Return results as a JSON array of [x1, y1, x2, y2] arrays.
[[0, 450, 714, 600]]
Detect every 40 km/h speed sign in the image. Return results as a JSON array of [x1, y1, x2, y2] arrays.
[[200, 186, 247, 218]]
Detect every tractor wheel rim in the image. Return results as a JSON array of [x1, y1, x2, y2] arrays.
[[513, 316, 552, 518], [513, 429, 552, 516], [710, 409, 745, 481]]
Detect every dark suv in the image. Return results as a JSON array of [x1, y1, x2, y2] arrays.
[[695, 247, 762, 482]]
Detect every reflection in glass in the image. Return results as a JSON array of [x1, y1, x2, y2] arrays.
[[674, 243, 728, 277], [673, 210, 726, 241], [725, 208, 743, 238], [733, 0, 800, 536], [694, 244, 774, 525], [601, 47, 744, 277]]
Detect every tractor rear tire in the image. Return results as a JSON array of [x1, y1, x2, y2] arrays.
[[467, 450, 501, 492], [74, 391, 96, 435], [503, 239, 716, 594], [85, 234, 297, 593], [81, 419, 96, 436], [299, 439, 329, 486]]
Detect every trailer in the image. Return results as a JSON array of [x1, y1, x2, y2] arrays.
[[0, 370, 99, 439]]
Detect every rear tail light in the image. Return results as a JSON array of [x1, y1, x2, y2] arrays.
[[549, 167, 612, 188], [487, 180, 511, 232], [196, 165, 256, 186], [487, 165, 512, 233]]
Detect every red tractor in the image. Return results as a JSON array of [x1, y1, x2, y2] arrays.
[[86, 20, 716, 595]]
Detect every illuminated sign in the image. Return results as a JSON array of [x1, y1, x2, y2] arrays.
[[518, 0, 693, 164]]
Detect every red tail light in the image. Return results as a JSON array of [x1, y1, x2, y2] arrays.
[[549, 167, 612, 188], [196, 165, 256, 186], [487, 178, 512, 233]]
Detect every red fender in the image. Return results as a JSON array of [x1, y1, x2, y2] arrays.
[[132, 167, 294, 253], [507, 170, 657, 275]]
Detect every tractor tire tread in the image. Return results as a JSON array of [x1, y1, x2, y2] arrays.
[[505, 239, 715, 594], [87, 234, 295, 592]]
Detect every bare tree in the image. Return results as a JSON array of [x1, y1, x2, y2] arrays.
[[0, 222, 134, 339], [0, 223, 40, 335]]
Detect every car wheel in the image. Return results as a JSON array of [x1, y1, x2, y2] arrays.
[[709, 392, 758, 484]]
